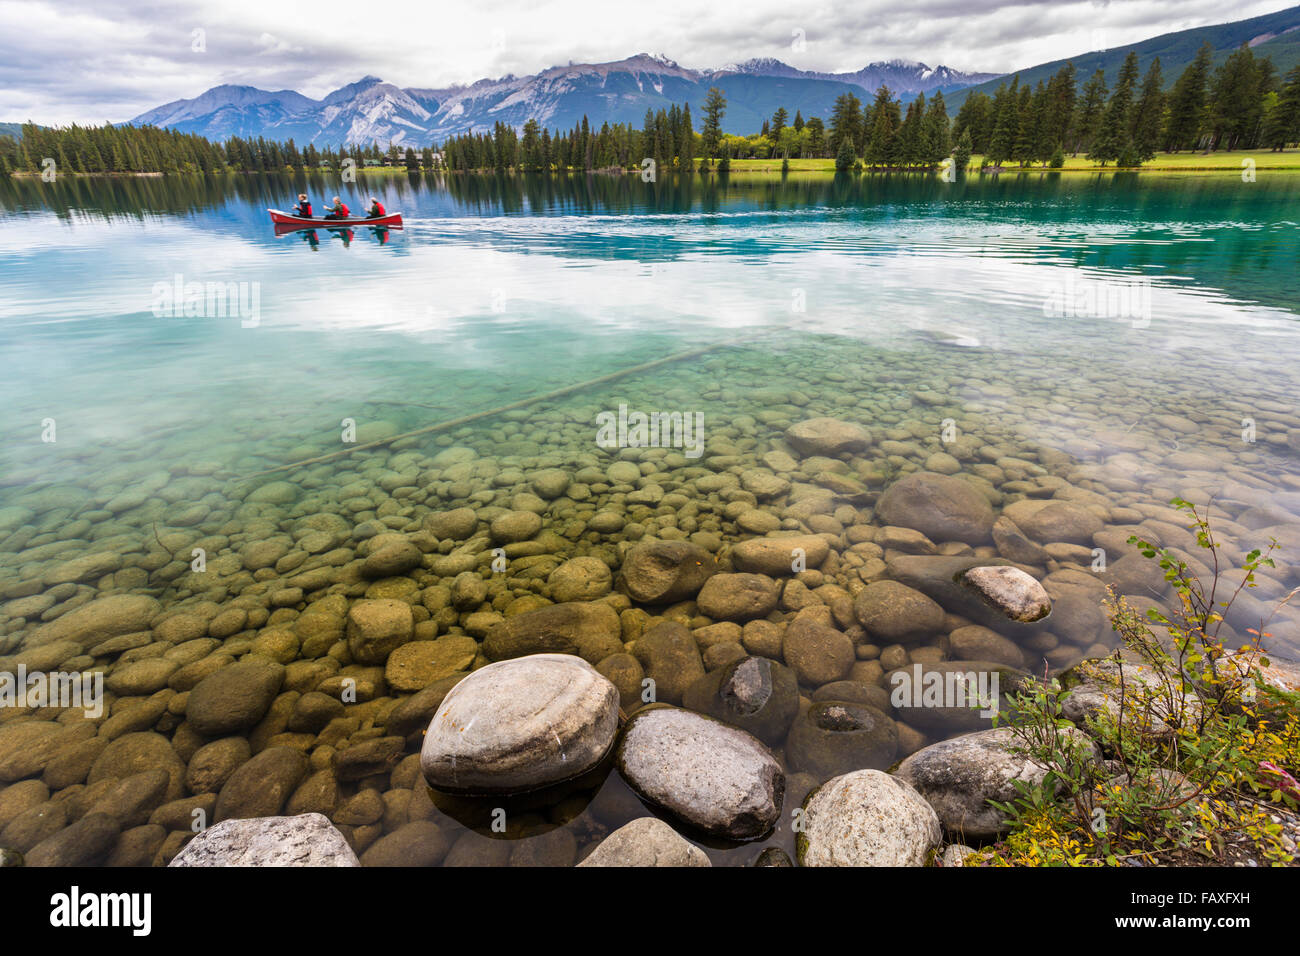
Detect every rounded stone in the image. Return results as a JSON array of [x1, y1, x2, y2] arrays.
[[420, 654, 619, 795], [853, 580, 945, 643], [186, 660, 285, 736], [797, 769, 941, 866], [346, 599, 414, 665], [547, 557, 613, 603], [782, 618, 855, 686], [620, 539, 716, 604], [616, 707, 784, 839], [875, 472, 995, 545]]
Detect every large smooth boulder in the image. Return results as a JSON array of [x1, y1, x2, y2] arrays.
[[420, 654, 619, 795], [346, 599, 414, 665], [631, 622, 705, 705], [696, 573, 780, 621], [170, 813, 359, 866], [853, 580, 945, 643], [797, 769, 941, 866], [483, 602, 623, 664], [26, 594, 160, 649], [1003, 499, 1103, 545], [896, 727, 1100, 838], [875, 472, 994, 545], [782, 618, 855, 686], [185, 660, 285, 736], [616, 707, 784, 839], [578, 817, 711, 867], [620, 540, 716, 604], [784, 418, 871, 457], [958, 566, 1052, 623], [731, 535, 830, 577]]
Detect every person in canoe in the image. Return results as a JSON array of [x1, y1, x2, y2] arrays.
[[322, 196, 351, 220], [366, 196, 387, 219], [293, 193, 313, 218]]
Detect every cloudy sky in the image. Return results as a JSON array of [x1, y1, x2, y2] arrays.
[[2, 0, 1294, 123]]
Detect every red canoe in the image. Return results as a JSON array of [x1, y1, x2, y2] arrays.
[[268, 208, 403, 227]]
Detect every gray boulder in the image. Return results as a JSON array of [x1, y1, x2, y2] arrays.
[[170, 813, 358, 866], [420, 654, 619, 795], [797, 769, 941, 866], [616, 707, 784, 839]]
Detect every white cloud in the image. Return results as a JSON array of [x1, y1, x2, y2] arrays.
[[0, 0, 1293, 123]]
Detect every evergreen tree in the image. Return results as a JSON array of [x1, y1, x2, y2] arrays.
[[1130, 58, 1164, 162], [1262, 64, 1300, 149], [835, 136, 856, 172], [1074, 69, 1108, 155], [701, 87, 727, 160], [1163, 42, 1212, 151], [828, 91, 864, 156], [770, 107, 788, 142], [863, 86, 897, 166], [1089, 51, 1139, 164], [1210, 44, 1263, 150], [952, 128, 972, 174], [922, 90, 950, 166], [987, 78, 1020, 166]]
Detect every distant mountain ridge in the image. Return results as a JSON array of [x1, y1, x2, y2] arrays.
[[129, 52, 992, 147], [946, 3, 1300, 111]]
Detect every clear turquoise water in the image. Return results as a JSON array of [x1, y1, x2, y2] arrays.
[[1, 170, 1299, 865]]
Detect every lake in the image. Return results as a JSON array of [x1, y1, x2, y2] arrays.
[[0, 169, 1298, 865]]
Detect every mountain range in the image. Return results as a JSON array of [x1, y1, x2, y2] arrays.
[[129, 54, 994, 148]]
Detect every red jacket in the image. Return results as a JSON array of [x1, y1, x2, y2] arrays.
[[336, 202, 350, 217], [370, 201, 386, 217]]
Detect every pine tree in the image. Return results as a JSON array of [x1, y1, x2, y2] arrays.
[[953, 128, 972, 174], [863, 87, 897, 166], [1210, 44, 1262, 150], [1164, 42, 1213, 151], [835, 136, 855, 172], [829, 91, 864, 156], [1130, 58, 1164, 162], [1090, 52, 1139, 164], [988, 78, 1020, 166], [770, 107, 788, 142], [1074, 69, 1108, 155], [923, 90, 950, 166], [701, 87, 727, 161], [1262, 64, 1300, 149]]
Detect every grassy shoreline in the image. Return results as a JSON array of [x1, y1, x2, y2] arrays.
[[6, 147, 1300, 180]]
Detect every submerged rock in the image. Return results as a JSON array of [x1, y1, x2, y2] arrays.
[[958, 565, 1052, 623], [853, 580, 945, 643], [785, 700, 898, 778], [731, 534, 831, 576], [170, 813, 358, 866], [875, 472, 994, 545], [696, 573, 780, 621], [578, 817, 711, 867], [797, 769, 941, 866], [784, 417, 871, 457], [420, 654, 619, 795], [620, 539, 716, 604], [483, 601, 623, 664], [185, 660, 285, 736], [681, 655, 799, 745], [346, 599, 414, 665], [896, 727, 1100, 838], [631, 621, 705, 705], [616, 707, 784, 839]]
